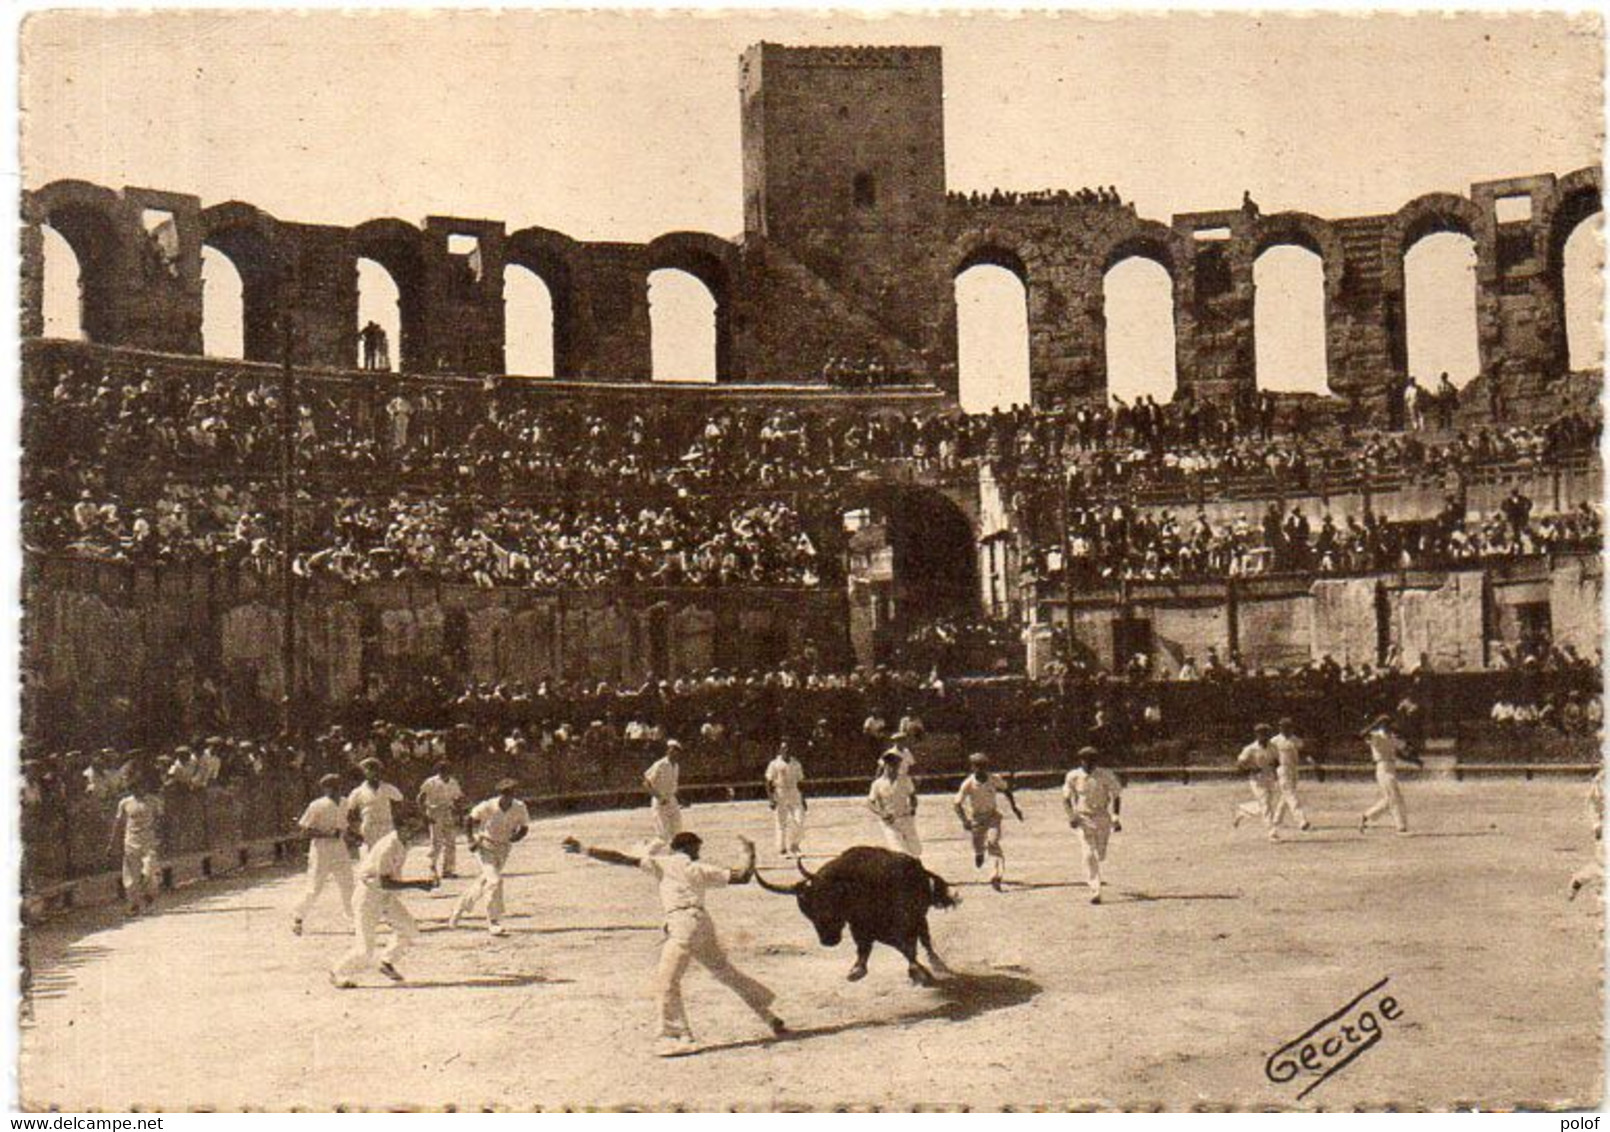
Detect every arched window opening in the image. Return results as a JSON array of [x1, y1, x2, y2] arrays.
[[648, 268, 716, 383], [1103, 257, 1177, 404], [505, 265, 556, 378], [1402, 232, 1479, 389], [201, 245, 247, 360], [1563, 213, 1604, 372], [1253, 245, 1327, 394], [356, 257, 402, 373], [40, 224, 84, 340], [955, 264, 1030, 413]]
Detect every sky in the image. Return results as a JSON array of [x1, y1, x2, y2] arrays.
[[21, 10, 1605, 403]]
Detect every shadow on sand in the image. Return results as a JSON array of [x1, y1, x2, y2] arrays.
[[686, 970, 1041, 1056]]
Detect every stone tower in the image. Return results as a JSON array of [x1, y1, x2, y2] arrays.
[[737, 43, 954, 388]]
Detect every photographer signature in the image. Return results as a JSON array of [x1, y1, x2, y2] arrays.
[[1264, 977, 1405, 1100]]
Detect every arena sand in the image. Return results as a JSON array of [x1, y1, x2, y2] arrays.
[[20, 779, 1602, 1110]]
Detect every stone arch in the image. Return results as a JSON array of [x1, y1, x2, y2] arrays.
[[27, 180, 130, 345], [1249, 212, 1344, 296], [1543, 167, 1604, 373], [839, 482, 981, 665], [646, 231, 737, 380], [1246, 213, 1341, 394], [507, 226, 580, 377], [1095, 222, 1190, 404], [951, 232, 1032, 285], [200, 202, 290, 362], [352, 218, 428, 372], [1380, 192, 1487, 293]]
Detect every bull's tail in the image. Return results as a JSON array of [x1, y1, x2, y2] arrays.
[[924, 867, 959, 910]]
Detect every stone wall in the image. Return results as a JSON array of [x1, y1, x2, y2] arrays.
[[20, 46, 1600, 414], [1037, 555, 1598, 679], [23, 557, 849, 749]]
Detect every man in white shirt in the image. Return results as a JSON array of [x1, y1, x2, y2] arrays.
[[954, 753, 1024, 889], [196, 739, 224, 788], [644, 741, 683, 841], [449, 779, 530, 936], [1568, 770, 1603, 901], [562, 830, 785, 1057], [346, 758, 406, 850], [1063, 746, 1123, 904], [416, 762, 465, 881], [1233, 724, 1282, 841], [868, 752, 922, 858], [1270, 717, 1312, 832], [764, 741, 807, 857], [292, 774, 354, 936], [107, 776, 164, 916], [330, 824, 437, 988], [1359, 714, 1416, 834]]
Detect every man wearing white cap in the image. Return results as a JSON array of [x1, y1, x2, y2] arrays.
[[291, 773, 354, 936], [644, 740, 684, 841], [449, 778, 530, 936], [868, 751, 922, 858]]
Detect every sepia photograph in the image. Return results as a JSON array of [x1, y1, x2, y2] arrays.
[[12, 7, 1606, 1112]]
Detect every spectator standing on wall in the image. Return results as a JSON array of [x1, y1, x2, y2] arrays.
[[360, 321, 389, 372]]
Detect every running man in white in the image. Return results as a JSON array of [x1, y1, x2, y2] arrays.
[[644, 740, 684, 841], [1270, 717, 1312, 832], [416, 761, 464, 881], [330, 824, 437, 988], [953, 752, 1024, 890], [346, 758, 406, 850], [107, 774, 164, 916], [292, 773, 354, 936], [1063, 746, 1122, 904], [562, 830, 786, 1057], [1568, 769, 1603, 901], [764, 740, 807, 857], [449, 778, 530, 936], [1233, 723, 1282, 841], [1358, 714, 1418, 835], [869, 750, 922, 858]]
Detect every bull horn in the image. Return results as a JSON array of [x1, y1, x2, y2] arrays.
[[796, 857, 818, 881], [753, 868, 803, 896]]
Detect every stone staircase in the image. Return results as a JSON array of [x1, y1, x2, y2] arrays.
[[748, 240, 928, 374]]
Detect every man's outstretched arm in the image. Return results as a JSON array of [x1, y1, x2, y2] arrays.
[[562, 836, 641, 868]]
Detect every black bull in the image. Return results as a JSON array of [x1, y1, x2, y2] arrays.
[[754, 846, 958, 985]]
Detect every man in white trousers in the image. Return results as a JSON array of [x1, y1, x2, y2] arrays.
[[868, 751, 922, 858], [292, 773, 354, 936], [448, 778, 530, 936], [764, 740, 807, 857], [1233, 723, 1282, 841], [1568, 769, 1603, 900], [1270, 717, 1312, 832], [1359, 714, 1418, 835], [346, 757, 406, 850], [1063, 746, 1123, 904], [416, 761, 464, 881], [644, 740, 684, 841], [330, 824, 437, 988], [562, 831, 786, 1057]]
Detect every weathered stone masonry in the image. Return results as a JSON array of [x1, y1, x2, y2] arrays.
[[19, 44, 1602, 416]]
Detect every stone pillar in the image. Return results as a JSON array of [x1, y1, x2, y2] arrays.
[[281, 223, 358, 370], [422, 217, 507, 376], [568, 246, 652, 381]]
